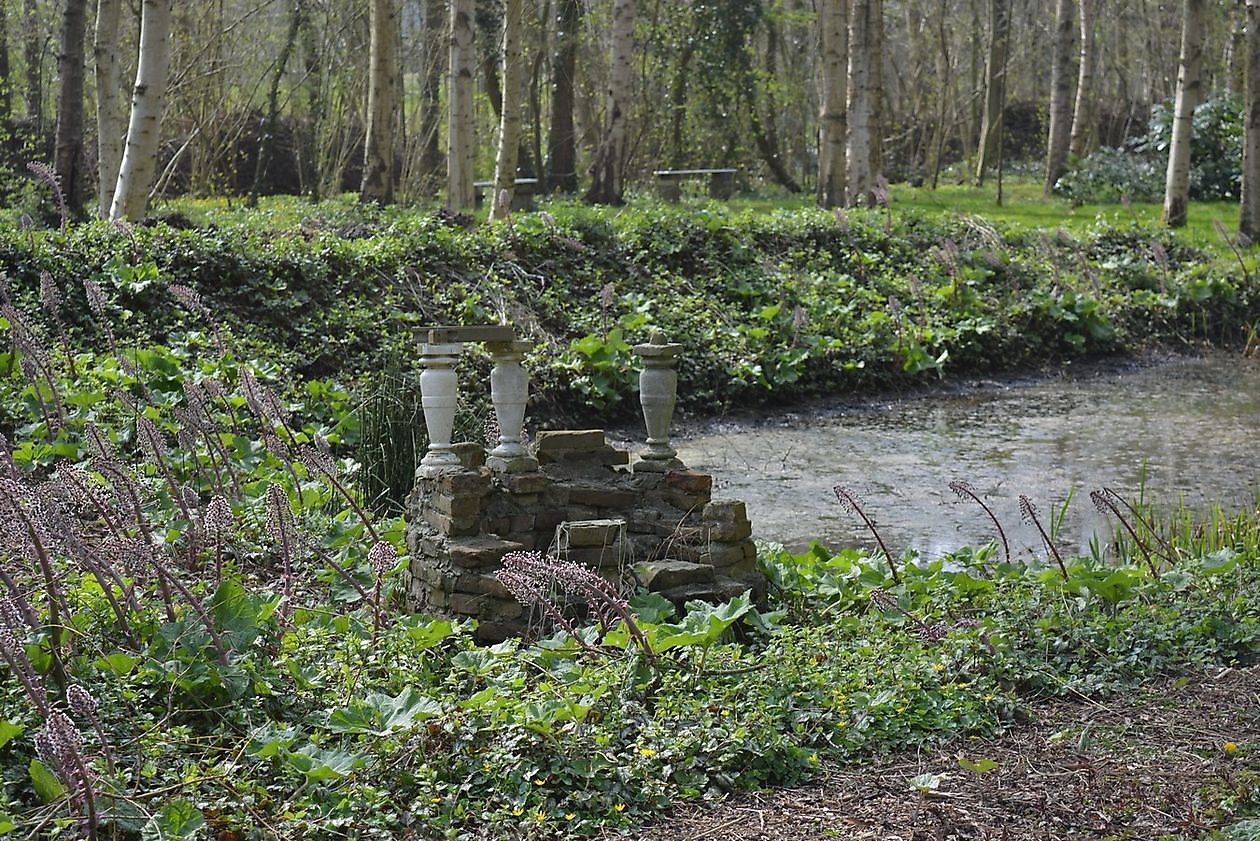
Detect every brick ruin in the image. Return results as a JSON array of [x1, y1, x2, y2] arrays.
[[402, 326, 765, 642]]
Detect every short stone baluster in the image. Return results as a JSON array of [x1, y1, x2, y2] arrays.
[[418, 340, 463, 475], [486, 340, 538, 473], [632, 331, 683, 472]]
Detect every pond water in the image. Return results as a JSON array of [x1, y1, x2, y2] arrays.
[[672, 354, 1260, 560]]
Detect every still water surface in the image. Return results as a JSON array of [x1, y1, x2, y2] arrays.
[[673, 354, 1260, 559]]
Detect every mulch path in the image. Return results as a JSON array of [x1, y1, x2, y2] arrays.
[[621, 667, 1260, 840]]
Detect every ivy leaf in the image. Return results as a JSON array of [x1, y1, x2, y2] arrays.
[[141, 800, 207, 840], [958, 756, 999, 775]]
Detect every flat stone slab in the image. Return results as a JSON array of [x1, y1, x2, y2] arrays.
[[535, 429, 607, 453], [559, 518, 626, 547], [634, 559, 716, 591], [447, 536, 529, 568]]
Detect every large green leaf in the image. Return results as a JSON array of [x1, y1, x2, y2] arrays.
[[0, 720, 23, 749], [285, 745, 365, 781], [29, 759, 65, 803], [141, 800, 207, 841], [327, 687, 443, 735]]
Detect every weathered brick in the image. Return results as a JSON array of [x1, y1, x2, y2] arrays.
[[703, 502, 752, 542], [437, 469, 491, 496], [560, 518, 625, 547], [481, 517, 511, 536], [665, 470, 713, 495], [447, 536, 529, 568], [502, 472, 548, 495], [563, 545, 623, 566], [634, 559, 715, 590], [535, 429, 607, 453], [453, 442, 486, 470], [436, 493, 483, 518], [423, 508, 480, 536], [702, 539, 758, 568], [565, 483, 639, 509], [509, 513, 535, 533], [457, 573, 516, 600], [664, 490, 710, 512], [449, 592, 484, 615]]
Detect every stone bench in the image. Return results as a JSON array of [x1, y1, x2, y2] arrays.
[[473, 178, 539, 211], [653, 168, 737, 201]]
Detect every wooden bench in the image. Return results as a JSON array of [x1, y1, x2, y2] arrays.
[[473, 178, 539, 211], [652, 168, 737, 201]]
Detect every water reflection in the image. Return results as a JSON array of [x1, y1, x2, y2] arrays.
[[673, 354, 1260, 558]]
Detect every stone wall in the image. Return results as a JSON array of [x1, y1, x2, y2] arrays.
[[404, 430, 765, 642]]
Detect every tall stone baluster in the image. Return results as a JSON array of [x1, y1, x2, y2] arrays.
[[632, 331, 683, 472], [486, 340, 538, 473], [418, 339, 463, 474]]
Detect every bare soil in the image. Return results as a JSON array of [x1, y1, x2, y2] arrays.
[[619, 667, 1260, 840]]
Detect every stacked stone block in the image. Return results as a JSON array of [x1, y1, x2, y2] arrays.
[[404, 429, 765, 642]]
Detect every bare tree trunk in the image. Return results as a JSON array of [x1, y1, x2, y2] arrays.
[[23, 0, 41, 133], [927, 0, 951, 189], [818, 0, 848, 207], [751, 15, 800, 192], [362, 0, 398, 203], [974, 0, 1010, 183], [1044, 0, 1075, 195], [846, 0, 874, 206], [417, 0, 446, 194], [1240, 0, 1260, 239], [94, 0, 125, 217], [584, 0, 635, 205], [1163, 0, 1204, 228], [110, 0, 173, 222], [491, 0, 523, 219], [1067, 0, 1096, 159], [1230, 0, 1248, 96], [448, 0, 476, 210], [868, 0, 884, 180], [546, 0, 580, 192], [296, 0, 322, 200], [53, 0, 88, 218], [0, 2, 12, 127], [667, 21, 698, 169], [250, 0, 303, 206]]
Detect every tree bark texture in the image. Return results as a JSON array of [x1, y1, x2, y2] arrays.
[[974, 0, 1010, 182], [546, 0, 580, 192], [417, 0, 446, 194], [1044, 0, 1075, 195], [584, 0, 635, 205], [846, 0, 875, 206], [1163, 0, 1204, 228], [53, 0, 88, 218], [448, 0, 476, 211], [23, 0, 41, 132], [0, 1, 11, 125], [111, 0, 173, 222], [94, 0, 125, 217], [491, 0, 524, 219], [1240, 0, 1260, 239], [818, 0, 849, 207], [362, 0, 398, 203], [1067, 0, 1096, 159]]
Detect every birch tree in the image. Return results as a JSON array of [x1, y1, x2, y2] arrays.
[[818, 0, 848, 208], [111, 0, 172, 222], [1163, 0, 1205, 227], [584, 0, 636, 205], [491, 0, 524, 219], [362, 0, 398, 203], [1067, 0, 1096, 159], [448, 0, 476, 211], [846, 0, 876, 205], [52, 0, 88, 217], [974, 0, 1010, 182], [94, 0, 125, 217], [1241, 0, 1260, 240], [1044, 0, 1075, 195]]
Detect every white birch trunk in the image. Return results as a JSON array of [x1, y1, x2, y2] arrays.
[[362, 0, 398, 203], [1044, 0, 1075, 195], [584, 0, 635, 204], [845, 0, 873, 206], [110, 0, 172, 222], [94, 0, 125, 219], [1163, 0, 1205, 228], [491, 0, 523, 220], [1240, 0, 1260, 239], [1067, 0, 1096, 159], [447, 0, 476, 211], [818, 0, 848, 208]]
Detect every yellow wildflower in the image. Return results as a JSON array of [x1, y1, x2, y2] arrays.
[[639, 747, 657, 758], [614, 804, 627, 813], [534, 810, 547, 822], [1225, 742, 1239, 754]]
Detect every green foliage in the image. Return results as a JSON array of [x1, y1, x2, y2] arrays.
[[1058, 95, 1244, 204]]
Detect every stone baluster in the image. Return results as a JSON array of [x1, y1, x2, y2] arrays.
[[632, 332, 683, 472], [418, 340, 463, 474], [486, 340, 538, 473]]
